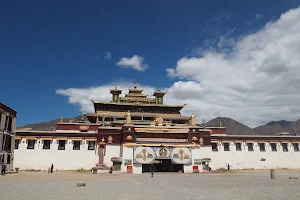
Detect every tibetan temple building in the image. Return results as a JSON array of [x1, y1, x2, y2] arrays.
[[14, 83, 300, 173]]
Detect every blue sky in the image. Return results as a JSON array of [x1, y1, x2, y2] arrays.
[[1, 0, 300, 127]]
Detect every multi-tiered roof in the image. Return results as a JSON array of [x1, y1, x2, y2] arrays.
[[86, 82, 190, 125]]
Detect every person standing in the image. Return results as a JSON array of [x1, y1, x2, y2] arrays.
[[1, 163, 6, 175], [227, 163, 230, 171], [50, 164, 54, 173], [150, 163, 155, 177]]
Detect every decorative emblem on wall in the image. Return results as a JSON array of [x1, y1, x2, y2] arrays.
[[171, 148, 192, 164], [158, 147, 168, 158], [128, 128, 131, 131], [192, 136, 198, 141], [126, 135, 133, 141], [193, 129, 195, 132], [108, 136, 113, 144], [79, 125, 89, 131], [133, 147, 155, 164], [101, 137, 105, 142]]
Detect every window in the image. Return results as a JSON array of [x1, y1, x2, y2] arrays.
[[27, 140, 35, 149], [212, 143, 218, 151], [235, 143, 242, 151], [88, 141, 95, 150], [282, 143, 288, 152], [58, 140, 65, 150], [73, 141, 80, 150], [271, 143, 277, 151], [7, 154, 10, 164], [14, 139, 20, 149], [293, 143, 299, 152], [223, 143, 230, 151], [259, 143, 265, 152], [43, 140, 51, 149], [247, 143, 254, 151], [113, 162, 121, 171]]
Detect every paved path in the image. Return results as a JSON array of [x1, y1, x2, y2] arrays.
[[1, 170, 300, 200]]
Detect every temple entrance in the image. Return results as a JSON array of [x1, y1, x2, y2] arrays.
[[142, 159, 184, 173]]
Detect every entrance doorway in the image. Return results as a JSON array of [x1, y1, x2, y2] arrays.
[[142, 159, 184, 173]]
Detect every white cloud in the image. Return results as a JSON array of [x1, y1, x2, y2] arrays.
[[116, 55, 149, 71], [56, 7, 300, 128], [56, 82, 156, 113], [166, 6, 300, 127], [104, 52, 111, 59]]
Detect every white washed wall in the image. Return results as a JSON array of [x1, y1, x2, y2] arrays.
[[103, 145, 121, 167], [14, 140, 300, 172], [194, 142, 300, 170], [14, 138, 98, 170]]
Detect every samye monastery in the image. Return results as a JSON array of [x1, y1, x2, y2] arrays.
[[3, 83, 300, 173]]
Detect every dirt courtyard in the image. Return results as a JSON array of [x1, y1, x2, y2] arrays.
[[1, 170, 300, 200]]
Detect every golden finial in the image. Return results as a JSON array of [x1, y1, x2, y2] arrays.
[[134, 80, 137, 89], [219, 120, 222, 127], [190, 114, 196, 126], [60, 115, 64, 123], [81, 113, 86, 121]]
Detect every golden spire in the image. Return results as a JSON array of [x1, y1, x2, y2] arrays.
[[134, 81, 137, 89], [81, 113, 86, 121], [190, 114, 196, 126], [126, 111, 132, 124], [219, 120, 222, 127], [60, 115, 64, 123]]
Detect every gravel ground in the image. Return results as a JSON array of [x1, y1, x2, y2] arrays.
[[1, 170, 300, 200]]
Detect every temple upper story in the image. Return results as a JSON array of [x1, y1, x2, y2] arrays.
[[86, 83, 190, 125]]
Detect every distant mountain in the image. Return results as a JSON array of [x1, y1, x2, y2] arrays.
[[204, 117, 259, 135], [254, 119, 300, 135], [17, 114, 300, 136], [17, 116, 84, 131]]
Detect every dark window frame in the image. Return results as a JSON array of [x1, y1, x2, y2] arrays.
[[14, 139, 20, 149], [58, 140, 66, 150], [259, 143, 266, 152], [293, 143, 299, 152], [282, 143, 288, 152], [247, 143, 254, 151], [223, 143, 230, 151], [235, 143, 242, 151], [212, 143, 218, 151], [271, 143, 277, 151], [73, 141, 81, 150], [27, 140, 35, 149], [43, 140, 51, 150], [88, 141, 96, 150]]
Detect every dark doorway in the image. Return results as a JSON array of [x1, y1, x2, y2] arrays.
[[142, 159, 183, 173]]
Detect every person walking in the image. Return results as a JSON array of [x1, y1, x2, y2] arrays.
[[1, 163, 7, 175], [150, 163, 155, 177], [227, 163, 230, 171], [50, 164, 54, 173]]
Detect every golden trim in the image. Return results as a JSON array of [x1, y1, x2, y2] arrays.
[[41, 138, 53, 141], [26, 137, 37, 140], [71, 138, 83, 141], [15, 137, 21, 140], [122, 143, 200, 148], [56, 138, 68, 140], [221, 141, 231, 143], [269, 141, 278, 144], [86, 138, 97, 141]]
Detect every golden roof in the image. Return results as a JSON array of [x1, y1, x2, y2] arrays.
[[88, 111, 190, 120], [92, 100, 185, 108]]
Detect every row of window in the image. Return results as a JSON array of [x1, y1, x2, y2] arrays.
[[15, 140, 96, 151], [212, 142, 299, 152]]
